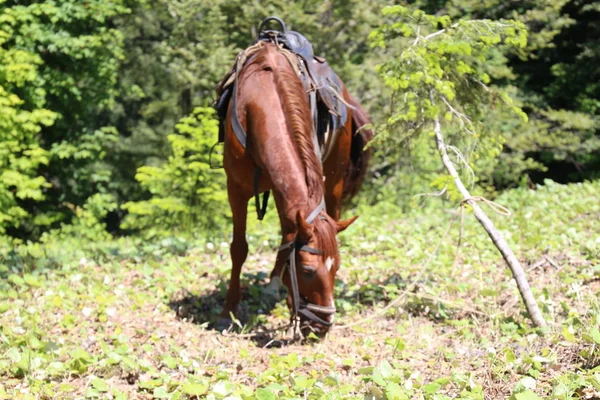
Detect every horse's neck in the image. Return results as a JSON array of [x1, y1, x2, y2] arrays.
[[241, 59, 323, 232], [270, 168, 323, 235], [246, 106, 322, 232]]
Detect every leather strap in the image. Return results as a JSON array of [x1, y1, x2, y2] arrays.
[[299, 308, 332, 327], [277, 199, 336, 326], [254, 168, 270, 220], [306, 198, 325, 223], [230, 70, 247, 148]]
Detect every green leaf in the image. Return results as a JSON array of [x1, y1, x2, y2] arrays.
[[23, 274, 42, 287], [152, 387, 170, 399], [72, 348, 92, 362], [139, 379, 163, 390], [562, 326, 576, 343], [181, 383, 207, 397], [212, 381, 231, 397], [161, 355, 177, 369], [372, 369, 386, 386], [7, 275, 24, 287], [590, 327, 600, 344], [423, 382, 441, 394], [58, 383, 75, 393], [385, 382, 408, 400], [264, 383, 285, 393], [551, 383, 569, 398], [514, 376, 537, 393], [379, 359, 394, 379], [255, 388, 277, 400], [91, 378, 109, 393], [359, 366, 374, 375]]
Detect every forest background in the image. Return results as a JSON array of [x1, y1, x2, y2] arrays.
[[1, 0, 599, 253]]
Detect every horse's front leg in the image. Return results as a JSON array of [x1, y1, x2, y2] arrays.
[[222, 183, 250, 319], [265, 243, 290, 299], [266, 195, 296, 298]]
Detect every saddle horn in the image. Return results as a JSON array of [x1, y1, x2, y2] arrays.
[[258, 16, 287, 35]]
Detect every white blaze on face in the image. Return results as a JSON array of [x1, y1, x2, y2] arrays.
[[325, 257, 334, 272]]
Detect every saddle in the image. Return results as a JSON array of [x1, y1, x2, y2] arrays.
[[214, 17, 350, 162]]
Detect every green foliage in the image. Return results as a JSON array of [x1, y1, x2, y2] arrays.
[[368, 6, 528, 202], [413, 0, 600, 188], [372, 6, 527, 135], [0, 0, 599, 242], [0, 10, 56, 233], [122, 107, 227, 237], [0, 0, 130, 238]]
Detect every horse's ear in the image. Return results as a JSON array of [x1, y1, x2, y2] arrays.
[[296, 211, 314, 241], [336, 216, 358, 233]]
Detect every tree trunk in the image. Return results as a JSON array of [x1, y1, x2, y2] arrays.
[[433, 116, 547, 328]]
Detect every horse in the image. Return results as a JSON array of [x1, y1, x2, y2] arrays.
[[221, 41, 372, 336]]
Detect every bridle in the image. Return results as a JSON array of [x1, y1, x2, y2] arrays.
[[277, 199, 337, 327]]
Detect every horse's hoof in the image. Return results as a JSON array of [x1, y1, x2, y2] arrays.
[[214, 317, 233, 333]]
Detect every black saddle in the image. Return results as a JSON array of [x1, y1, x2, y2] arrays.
[[215, 16, 349, 152], [256, 17, 316, 64]]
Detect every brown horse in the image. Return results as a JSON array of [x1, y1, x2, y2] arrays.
[[222, 42, 371, 335]]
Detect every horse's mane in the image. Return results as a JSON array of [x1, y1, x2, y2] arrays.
[[249, 44, 323, 201], [247, 44, 337, 259]]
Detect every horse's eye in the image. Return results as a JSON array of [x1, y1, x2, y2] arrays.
[[301, 265, 317, 280]]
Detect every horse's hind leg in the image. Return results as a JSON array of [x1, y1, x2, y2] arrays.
[[221, 183, 250, 319], [325, 176, 344, 221]]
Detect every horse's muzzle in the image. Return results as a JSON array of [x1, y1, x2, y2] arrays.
[[297, 298, 336, 336]]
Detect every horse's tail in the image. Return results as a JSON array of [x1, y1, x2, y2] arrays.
[[342, 95, 374, 201]]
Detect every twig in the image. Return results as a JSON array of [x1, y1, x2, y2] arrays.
[[414, 186, 447, 199], [412, 25, 422, 46], [470, 77, 491, 92], [544, 256, 560, 270], [413, 292, 486, 316], [430, 93, 547, 328], [446, 145, 475, 186], [441, 96, 473, 133], [526, 258, 547, 272]]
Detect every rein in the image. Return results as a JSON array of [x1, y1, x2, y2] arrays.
[[277, 199, 336, 327]]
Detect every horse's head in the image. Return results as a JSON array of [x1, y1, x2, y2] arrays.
[[280, 209, 357, 337]]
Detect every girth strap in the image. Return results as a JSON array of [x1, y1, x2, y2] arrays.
[[254, 167, 270, 220]]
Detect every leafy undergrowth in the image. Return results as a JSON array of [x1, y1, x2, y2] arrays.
[[1, 180, 600, 399]]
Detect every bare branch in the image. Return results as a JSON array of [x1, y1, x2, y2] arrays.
[[414, 186, 447, 199], [441, 96, 474, 135], [446, 145, 475, 186], [412, 25, 422, 46], [431, 92, 547, 328]]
